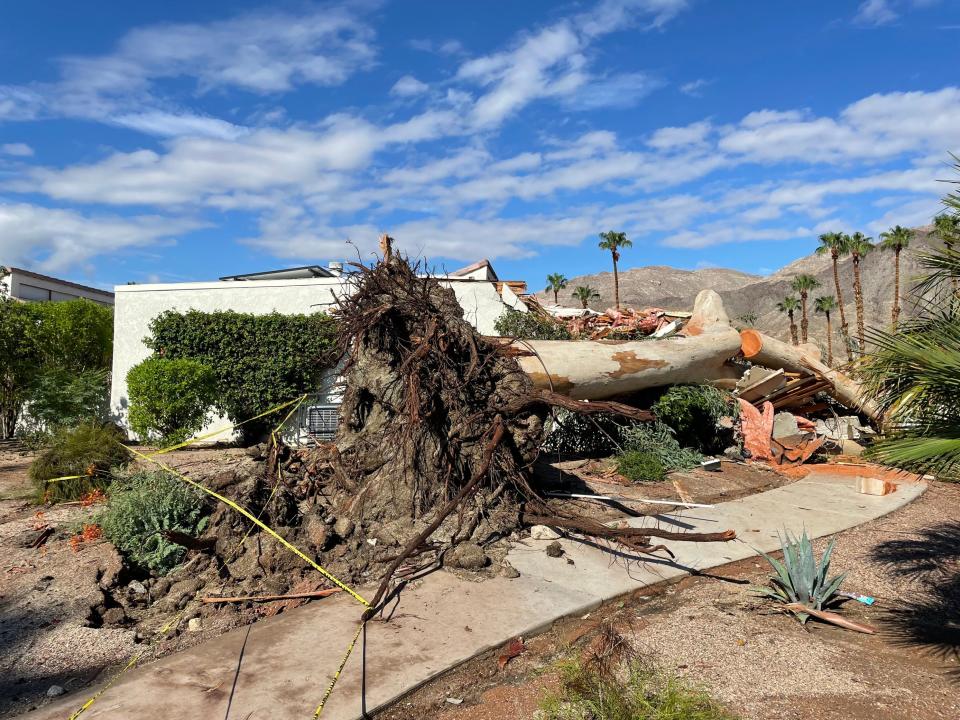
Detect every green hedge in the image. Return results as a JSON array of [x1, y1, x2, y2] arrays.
[[145, 309, 337, 442], [494, 309, 572, 340], [127, 357, 217, 444]]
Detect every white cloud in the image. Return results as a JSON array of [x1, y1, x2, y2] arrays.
[[112, 112, 247, 140], [0, 5, 377, 138], [390, 75, 429, 97], [680, 78, 709, 97], [854, 0, 899, 25], [646, 120, 712, 149], [853, 0, 942, 26], [0, 201, 202, 271], [0, 143, 33, 157], [567, 72, 662, 110]]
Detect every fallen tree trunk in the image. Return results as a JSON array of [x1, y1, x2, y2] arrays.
[[740, 329, 881, 422], [516, 290, 742, 400]]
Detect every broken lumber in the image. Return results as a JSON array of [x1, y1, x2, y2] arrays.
[[516, 290, 742, 400], [739, 329, 881, 422]]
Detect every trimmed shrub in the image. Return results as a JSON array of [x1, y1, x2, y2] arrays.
[[29, 423, 128, 502], [620, 422, 702, 472], [652, 384, 737, 455], [494, 309, 572, 340], [127, 357, 216, 445], [98, 470, 208, 575], [145, 310, 337, 442], [616, 450, 666, 482]]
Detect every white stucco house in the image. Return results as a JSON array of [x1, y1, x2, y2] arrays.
[[109, 259, 528, 443]]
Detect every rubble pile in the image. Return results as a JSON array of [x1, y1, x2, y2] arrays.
[[541, 303, 687, 340]]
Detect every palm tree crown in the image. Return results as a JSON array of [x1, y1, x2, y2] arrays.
[[544, 273, 568, 305], [571, 285, 600, 309], [815, 231, 849, 260], [846, 231, 874, 259], [598, 230, 632, 310], [879, 225, 912, 253]]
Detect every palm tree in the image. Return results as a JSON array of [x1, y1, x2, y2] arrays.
[[879, 225, 913, 329], [791, 274, 821, 343], [571, 285, 600, 309], [933, 212, 960, 296], [544, 273, 568, 305], [814, 295, 837, 366], [845, 231, 875, 353], [815, 231, 853, 362], [777, 296, 801, 345], [598, 230, 632, 310]]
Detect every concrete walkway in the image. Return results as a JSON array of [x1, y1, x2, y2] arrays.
[[30, 471, 925, 720]]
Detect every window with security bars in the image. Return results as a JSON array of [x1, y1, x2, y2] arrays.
[[304, 404, 340, 441]]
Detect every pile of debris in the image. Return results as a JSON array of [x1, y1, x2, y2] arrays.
[[537, 302, 688, 340]]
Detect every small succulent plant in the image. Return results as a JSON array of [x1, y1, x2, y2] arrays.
[[754, 529, 846, 624]]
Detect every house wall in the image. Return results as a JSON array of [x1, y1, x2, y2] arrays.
[[110, 274, 518, 441]]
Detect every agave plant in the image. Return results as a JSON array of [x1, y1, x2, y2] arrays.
[[754, 530, 845, 624]]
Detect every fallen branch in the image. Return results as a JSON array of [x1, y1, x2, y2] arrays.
[[202, 589, 342, 604], [783, 603, 877, 634], [523, 514, 736, 544]]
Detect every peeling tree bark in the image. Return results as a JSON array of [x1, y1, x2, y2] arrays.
[[514, 290, 743, 400]]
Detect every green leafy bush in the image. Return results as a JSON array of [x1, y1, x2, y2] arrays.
[[620, 422, 702, 472], [652, 385, 737, 455], [2, 298, 113, 441], [616, 450, 666, 482], [127, 357, 216, 445], [539, 659, 738, 720], [99, 470, 208, 575], [29, 423, 128, 502], [19, 368, 110, 447], [494, 309, 572, 340], [146, 309, 337, 442]]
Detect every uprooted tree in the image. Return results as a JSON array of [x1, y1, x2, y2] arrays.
[[313, 254, 734, 614], [145, 254, 734, 625]]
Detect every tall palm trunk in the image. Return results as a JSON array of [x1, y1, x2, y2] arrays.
[[824, 311, 833, 366], [552, 289, 559, 304], [788, 311, 798, 345], [831, 252, 853, 362], [611, 250, 620, 310], [891, 247, 901, 329], [853, 256, 866, 353], [800, 291, 809, 342]]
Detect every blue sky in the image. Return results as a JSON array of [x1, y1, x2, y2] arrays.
[[2, 0, 959, 291]]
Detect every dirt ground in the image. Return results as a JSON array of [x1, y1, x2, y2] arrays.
[[378, 480, 960, 720]]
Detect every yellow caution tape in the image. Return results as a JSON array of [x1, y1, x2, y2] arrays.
[[126, 446, 369, 608], [146, 395, 307, 457], [314, 621, 364, 718], [46, 395, 306, 484], [67, 610, 186, 720]]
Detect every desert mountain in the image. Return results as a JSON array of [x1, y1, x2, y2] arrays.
[[536, 226, 945, 354]]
